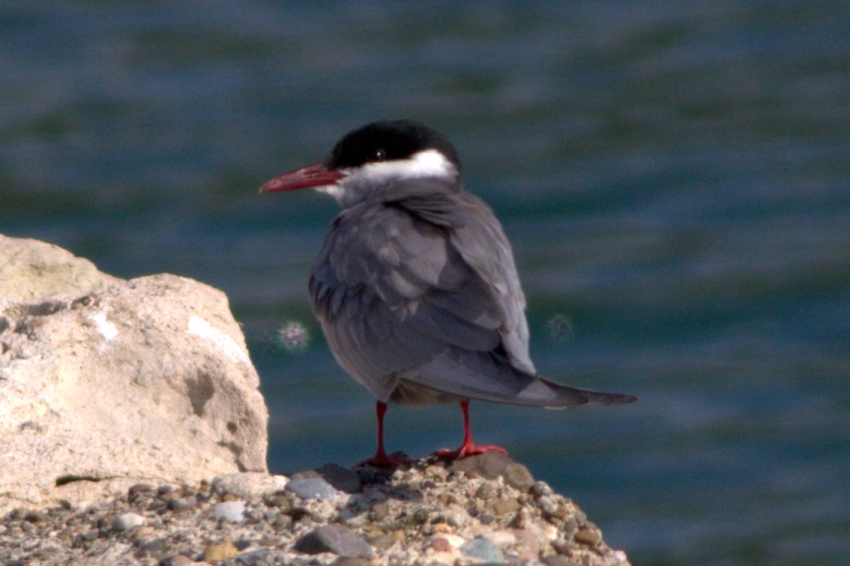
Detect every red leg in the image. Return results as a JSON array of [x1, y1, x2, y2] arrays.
[[358, 401, 409, 467], [437, 399, 508, 459]]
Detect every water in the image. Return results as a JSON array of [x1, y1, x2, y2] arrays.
[[2, 2, 849, 564]]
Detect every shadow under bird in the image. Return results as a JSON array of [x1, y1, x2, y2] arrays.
[[260, 120, 636, 466]]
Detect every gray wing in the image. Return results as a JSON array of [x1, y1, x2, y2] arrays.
[[309, 183, 634, 407]]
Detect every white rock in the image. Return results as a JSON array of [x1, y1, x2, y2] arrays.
[[437, 533, 467, 548], [0, 234, 269, 515], [211, 473, 289, 500], [214, 501, 246, 523], [483, 529, 517, 547], [112, 512, 146, 531]]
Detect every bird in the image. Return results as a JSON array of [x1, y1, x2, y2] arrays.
[[260, 120, 636, 467]]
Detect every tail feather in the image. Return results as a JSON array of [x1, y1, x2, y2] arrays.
[[531, 375, 637, 408], [405, 349, 636, 408]]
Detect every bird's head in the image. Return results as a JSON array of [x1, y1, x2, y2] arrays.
[[259, 120, 462, 207]]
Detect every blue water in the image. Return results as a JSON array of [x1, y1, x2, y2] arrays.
[[2, 2, 849, 564]]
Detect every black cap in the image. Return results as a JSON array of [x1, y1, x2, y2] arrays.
[[325, 120, 461, 172]]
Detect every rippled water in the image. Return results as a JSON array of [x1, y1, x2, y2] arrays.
[[2, 2, 849, 564]]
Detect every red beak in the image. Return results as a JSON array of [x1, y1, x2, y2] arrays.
[[259, 162, 346, 193]]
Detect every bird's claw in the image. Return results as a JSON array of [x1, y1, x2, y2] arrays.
[[436, 442, 508, 460]]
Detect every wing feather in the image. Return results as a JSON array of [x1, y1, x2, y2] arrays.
[[306, 181, 626, 407]]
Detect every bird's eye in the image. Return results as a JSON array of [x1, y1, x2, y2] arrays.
[[374, 149, 386, 161]]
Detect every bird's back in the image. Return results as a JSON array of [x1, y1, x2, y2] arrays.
[[308, 180, 535, 405]]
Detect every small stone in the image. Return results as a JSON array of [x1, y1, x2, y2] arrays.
[[438, 492, 459, 506], [552, 539, 577, 556], [514, 528, 540, 558], [483, 529, 516, 547], [574, 527, 602, 547], [286, 477, 339, 501], [137, 537, 167, 556], [436, 533, 465, 548], [294, 524, 372, 558], [228, 549, 274, 565], [369, 501, 389, 521], [504, 462, 535, 491], [265, 494, 290, 508], [23, 510, 47, 523], [366, 533, 396, 549], [574, 510, 587, 526], [273, 514, 293, 532], [160, 554, 195, 566], [258, 535, 278, 547], [214, 501, 246, 523], [425, 465, 448, 482], [312, 464, 362, 493], [561, 516, 578, 535], [211, 472, 289, 500], [203, 541, 239, 562], [430, 537, 452, 552], [112, 512, 146, 531], [538, 496, 558, 515], [412, 508, 430, 524], [531, 481, 554, 498], [475, 483, 497, 500], [129, 483, 155, 497], [492, 497, 521, 516], [448, 451, 512, 480], [542, 554, 572, 566], [510, 508, 532, 529], [460, 536, 505, 562], [332, 558, 372, 566]]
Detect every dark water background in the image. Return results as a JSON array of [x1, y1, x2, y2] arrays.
[[2, 2, 849, 564]]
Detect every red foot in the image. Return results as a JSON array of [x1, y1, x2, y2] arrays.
[[356, 401, 411, 468], [435, 400, 510, 460], [436, 442, 508, 460]]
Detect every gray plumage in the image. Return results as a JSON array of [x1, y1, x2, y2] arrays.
[[307, 175, 633, 409]]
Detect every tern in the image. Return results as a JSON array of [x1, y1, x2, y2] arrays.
[[260, 120, 636, 466]]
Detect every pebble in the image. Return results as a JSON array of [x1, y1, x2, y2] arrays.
[[483, 529, 517, 547], [366, 533, 396, 549], [461, 535, 505, 562], [112, 512, 146, 531], [574, 527, 602, 547], [211, 472, 289, 500], [0, 457, 631, 566], [504, 462, 535, 491], [531, 481, 554, 498], [309, 463, 362, 493], [492, 496, 521, 516], [214, 500, 246, 523], [294, 524, 372, 558], [286, 477, 339, 501], [203, 540, 239, 561]]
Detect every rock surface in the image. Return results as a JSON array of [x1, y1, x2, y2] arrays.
[[0, 234, 268, 515], [0, 456, 632, 565], [0, 235, 631, 564]]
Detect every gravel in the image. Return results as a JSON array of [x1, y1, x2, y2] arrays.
[[0, 454, 631, 565]]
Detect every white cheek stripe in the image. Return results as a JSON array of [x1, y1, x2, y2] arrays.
[[356, 149, 455, 182]]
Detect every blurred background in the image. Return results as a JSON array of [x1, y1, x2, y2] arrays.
[[2, 1, 848, 564]]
